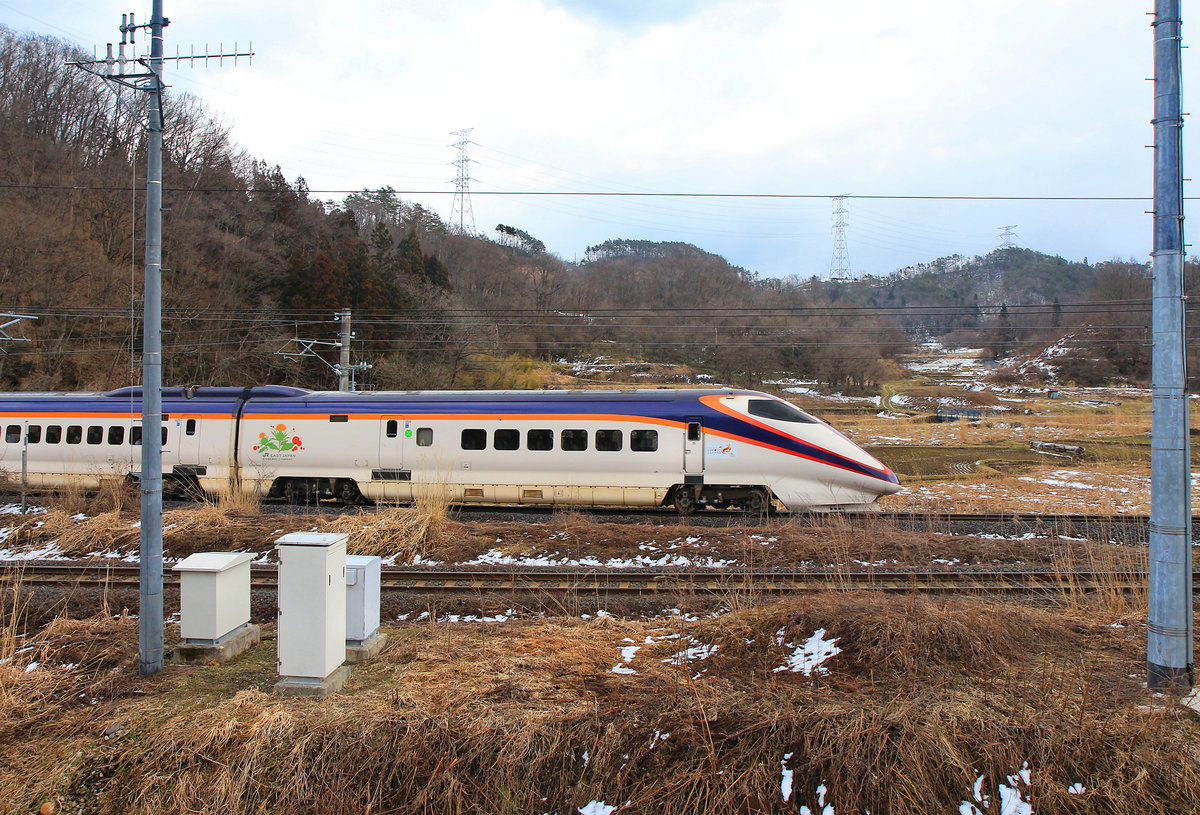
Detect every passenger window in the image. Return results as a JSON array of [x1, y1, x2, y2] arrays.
[[108, 426, 124, 445], [385, 420, 398, 438], [461, 429, 487, 450], [687, 422, 702, 442], [131, 426, 142, 445], [631, 429, 658, 452], [527, 429, 553, 451], [67, 426, 83, 444], [4, 425, 19, 443], [595, 429, 622, 451], [185, 419, 197, 436], [561, 429, 588, 451], [162, 427, 168, 445], [26, 425, 41, 444], [87, 426, 103, 445], [46, 426, 62, 444], [416, 427, 433, 447], [494, 428, 520, 450]]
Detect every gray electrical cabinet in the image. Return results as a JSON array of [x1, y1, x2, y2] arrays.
[[171, 551, 259, 664], [345, 555, 381, 643], [275, 532, 348, 691]]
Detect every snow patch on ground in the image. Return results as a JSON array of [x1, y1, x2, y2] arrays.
[[774, 628, 842, 676]]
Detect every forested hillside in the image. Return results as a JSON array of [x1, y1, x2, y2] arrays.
[[0, 26, 1188, 392]]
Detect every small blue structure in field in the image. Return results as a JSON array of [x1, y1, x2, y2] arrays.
[[933, 406, 991, 423]]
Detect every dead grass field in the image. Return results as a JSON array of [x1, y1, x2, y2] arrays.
[[3, 589, 1199, 815]]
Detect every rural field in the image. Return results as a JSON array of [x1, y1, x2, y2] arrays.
[[2, 349, 1198, 814]]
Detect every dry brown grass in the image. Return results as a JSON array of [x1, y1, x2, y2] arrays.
[[2, 594, 1197, 814], [320, 487, 453, 561]]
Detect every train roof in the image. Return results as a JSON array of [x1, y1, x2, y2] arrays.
[[0, 386, 760, 404]]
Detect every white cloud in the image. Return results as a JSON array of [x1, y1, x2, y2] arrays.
[[0, 0, 1184, 277]]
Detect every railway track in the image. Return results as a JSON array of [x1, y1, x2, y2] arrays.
[[1, 560, 1170, 595]]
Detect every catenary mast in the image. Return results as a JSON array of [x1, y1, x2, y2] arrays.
[[1148, 0, 1192, 691]]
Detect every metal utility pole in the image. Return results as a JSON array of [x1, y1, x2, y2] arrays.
[[829, 195, 852, 278], [448, 128, 477, 234], [71, 4, 251, 677], [1148, 0, 1192, 692]]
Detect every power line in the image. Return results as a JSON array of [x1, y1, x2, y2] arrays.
[[0, 182, 1168, 201]]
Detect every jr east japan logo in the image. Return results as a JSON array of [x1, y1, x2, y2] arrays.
[[254, 424, 304, 457]]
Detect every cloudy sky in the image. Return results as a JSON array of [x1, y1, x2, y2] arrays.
[[1, 1, 1190, 278]]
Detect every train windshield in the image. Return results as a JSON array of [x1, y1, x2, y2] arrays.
[[747, 399, 818, 424]]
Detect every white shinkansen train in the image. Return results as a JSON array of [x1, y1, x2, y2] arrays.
[[0, 386, 900, 512]]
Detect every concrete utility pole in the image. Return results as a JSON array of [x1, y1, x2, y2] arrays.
[[1148, 0, 1192, 691], [72, 4, 251, 677], [276, 312, 371, 391], [337, 309, 352, 392]]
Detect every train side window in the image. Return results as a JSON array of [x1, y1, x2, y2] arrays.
[[108, 426, 125, 445], [560, 429, 588, 451], [631, 429, 658, 452], [130, 426, 142, 445], [687, 422, 702, 441], [595, 429, 623, 451], [494, 428, 520, 450], [66, 425, 83, 444], [416, 427, 433, 447], [162, 427, 168, 445], [185, 419, 197, 436], [4, 425, 18, 443], [87, 426, 103, 445], [461, 429, 487, 450], [527, 429, 553, 451], [385, 420, 398, 438], [26, 425, 41, 444], [46, 426, 62, 444]]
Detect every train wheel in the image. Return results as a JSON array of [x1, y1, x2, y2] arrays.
[[673, 487, 697, 515], [337, 479, 363, 505], [283, 480, 308, 505], [743, 488, 770, 516]]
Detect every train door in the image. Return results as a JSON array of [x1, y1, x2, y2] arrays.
[[683, 417, 704, 477], [377, 417, 409, 499], [177, 417, 201, 465]]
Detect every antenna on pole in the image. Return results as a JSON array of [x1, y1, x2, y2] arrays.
[[69, 3, 253, 679], [448, 128, 477, 235], [996, 224, 1019, 249], [829, 194, 852, 279]]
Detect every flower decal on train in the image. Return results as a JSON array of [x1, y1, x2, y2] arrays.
[[254, 423, 304, 453]]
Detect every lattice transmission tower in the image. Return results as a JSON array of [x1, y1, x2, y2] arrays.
[[448, 127, 476, 234], [997, 224, 1018, 249], [830, 195, 852, 278]]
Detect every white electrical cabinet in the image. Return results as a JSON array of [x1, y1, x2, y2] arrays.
[[275, 532, 347, 680], [173, 552, 255, 643], [345, 555, 381, 643]]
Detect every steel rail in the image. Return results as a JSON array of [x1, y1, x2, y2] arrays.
[[0, 560, 1175, 595]]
